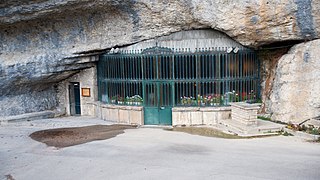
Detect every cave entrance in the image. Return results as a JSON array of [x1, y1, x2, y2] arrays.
[[69, 82, 81, 116], [96, 30, 261, 125]]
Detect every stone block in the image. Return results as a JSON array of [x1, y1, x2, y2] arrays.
[[172, 111, 191, 126], [172, 112, 180, 126], [119, 109, 129, 124], [130, 110, 143, 125], [230, 102, 260, 126], [191, 111, 203, 125], [109, 108, 119, 122], [100, 107, 107, 120], [203, 112, 217, 125], [181, 112, 191, 125]]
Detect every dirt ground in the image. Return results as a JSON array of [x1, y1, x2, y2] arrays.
[[169, 127, 280, 139], [29, 124, 137, 148]]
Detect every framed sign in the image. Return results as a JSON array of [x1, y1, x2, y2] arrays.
[[81, 88, 91, 97]]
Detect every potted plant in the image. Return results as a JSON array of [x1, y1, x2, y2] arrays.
[[111, 96, 117, 104], [118, 96, 124, 105]]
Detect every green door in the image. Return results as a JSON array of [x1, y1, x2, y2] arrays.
[[144, 82, 172, 125], [69, 82, 81, 116]]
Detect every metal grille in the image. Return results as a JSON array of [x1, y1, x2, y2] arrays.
[[98, 47, 260, 107]]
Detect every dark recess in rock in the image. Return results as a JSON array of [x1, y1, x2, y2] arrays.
[[258, 40, 304, 50]]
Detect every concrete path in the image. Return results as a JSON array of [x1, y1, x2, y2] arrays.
[[1, 117, 320, 180]]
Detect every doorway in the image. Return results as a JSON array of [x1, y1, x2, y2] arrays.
[[69, 82, 81, 116], [144, 82, 173, 125]]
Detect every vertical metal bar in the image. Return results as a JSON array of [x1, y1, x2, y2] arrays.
[[225, 53, 228, 79], [117, 56, 120, 79], [182, 82, 185, 103], [124, 54, 132, 79], [195, 53, 199, 101], [206, 54, 209, 79], [127, 56, 130, 80], [133, 56, 135, 79], [222, 54, 225, 79], [239, 51, 243, 101], [181, 55, 184, 79], [148, 55, 151, 79], [133, 56, 135, 80], [145, 55, 152, 79], [131, 56, 134, 80], [110, 57, 113, 79], [108, 56, 111, 79], [202, 55, 204, 79], [167, 55, 170, 79], [112, 56, 114, 79], [210, 54, 213, 79], [257, 53, 261, 99], [201, 55, 204, 79], [116, 56, 119, 80]]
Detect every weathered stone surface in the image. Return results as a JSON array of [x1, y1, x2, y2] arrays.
[[0, 86, 58, 116], [0, 0, 319, 117], [268, 39, 320, 123], [259, 48, 290, 114], [1, 0, 319, 46]]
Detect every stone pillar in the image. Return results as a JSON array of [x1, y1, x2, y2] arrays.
[[230, 102, 261, 126]]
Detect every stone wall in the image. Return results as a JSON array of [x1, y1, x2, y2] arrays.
[[95, 104, 231, 126], [97, 104, 144, 125], [172, 107, 231, 126], [57, 65, 98, 116]]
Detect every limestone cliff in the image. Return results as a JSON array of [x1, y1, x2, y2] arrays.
[[268, 39, 320, 123], [0, 0, 319, 120]]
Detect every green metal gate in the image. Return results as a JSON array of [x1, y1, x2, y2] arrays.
[[144, 82, 173, 125], [142, 48, 174, 125], [98, 46, 260, 125]]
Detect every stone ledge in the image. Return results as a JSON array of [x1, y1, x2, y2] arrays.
[[230, 102, 261, 110], [100, 104, 143, 111], [0, 111, 55, 124], [219, 119, 284, 135], [172, 106, 231, 112], [284, 128, 320, 141]]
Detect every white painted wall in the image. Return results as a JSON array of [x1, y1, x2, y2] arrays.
[[58, 66, 97, 116], [120, 29, 245, 53]]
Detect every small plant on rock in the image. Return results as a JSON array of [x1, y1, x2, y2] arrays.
[[282, 131, 294, 136]]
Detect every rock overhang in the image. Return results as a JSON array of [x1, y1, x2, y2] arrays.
[[0, 0, 319, 48], [0, 0, 320, 119]]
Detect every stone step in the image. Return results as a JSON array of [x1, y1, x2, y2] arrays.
[[218, 119, 284, 136], [0, 111, 55, 125]]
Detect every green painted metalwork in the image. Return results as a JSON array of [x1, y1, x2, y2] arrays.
[[98, 46, 260, 111], [143, 82, 172, 125]]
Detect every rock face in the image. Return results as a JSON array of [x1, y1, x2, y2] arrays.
[[0, 0, 319, 118], [268, 39, 320, 123], [1, 0, 319, 46]]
